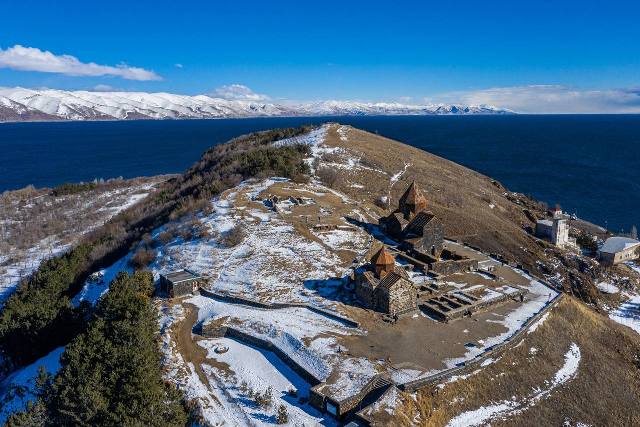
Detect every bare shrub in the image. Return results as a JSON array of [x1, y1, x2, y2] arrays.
[[52, 182, 96, 197], [129, 248, 157, 270], [317, 167, 342, 189], [221, 224, 245, 247], [192, 219, 212, 240], [374, 195, 389, 210], [157, 230, 174, 245], [142, 233, 157, 249], [254, 387, 273, 409], [291, 173, 310, 184], [276, 404, 288, 424], [178, 225, 194, 241], [358, 156, 383, 170], [320, 152, 343, 164]]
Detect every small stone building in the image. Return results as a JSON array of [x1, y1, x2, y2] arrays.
[[379, 181, 444, 260], [160, 269, 205, 298], [535, 208, 575, 248], [355, 247, 417, 316], [599, 237, 640, 266]]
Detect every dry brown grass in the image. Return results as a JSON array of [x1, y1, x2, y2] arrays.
[[322, 124, 545, 269], [381, 297, 640, 426]]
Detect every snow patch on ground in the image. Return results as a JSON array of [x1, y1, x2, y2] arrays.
[[73, 253, 133, 306], [480, 357, 495, 367], [0, 241, 70, 305], [362, 386, 401, 416], [312, 227, 369, 252], [446, 343, 581, 427], [596, 282, 620, 294], [197, 338, 333, 426], [337, 125, 349, 141], [609, 293, 640, 335], [0, 347, 64, 424], [527, 311, 550, 334], [390, 163, 411, 186]]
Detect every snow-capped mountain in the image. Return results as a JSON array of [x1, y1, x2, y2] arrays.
[[297, 100, 508, 116], [0, 87, 512, 122]]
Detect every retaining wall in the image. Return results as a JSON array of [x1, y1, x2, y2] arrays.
[[199, 322, 323, 386], [429, 259, 479, 275], [198, 288, 359, 328], [399, 292, 563, 392]]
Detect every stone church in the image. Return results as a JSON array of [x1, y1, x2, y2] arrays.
[[354, 246, 417, 316], [379, 181, 445, 261]]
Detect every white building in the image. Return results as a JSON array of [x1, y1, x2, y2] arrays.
[[535, 208, 575, 249], [598, 237, 640, 266]]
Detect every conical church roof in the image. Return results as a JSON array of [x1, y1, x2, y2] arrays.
[[399, 181, 426, 206], [371, 246, 395, 266]]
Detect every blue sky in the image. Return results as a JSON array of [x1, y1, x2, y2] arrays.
[[2, 0, 640, 112]]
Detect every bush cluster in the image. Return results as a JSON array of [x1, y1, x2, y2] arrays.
[[221, 224, 246, 248], [6, 272, 187, 426], [52, 182, 97, 197]]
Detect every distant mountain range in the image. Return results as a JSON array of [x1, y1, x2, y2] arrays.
[[0, 87, 512, 122]]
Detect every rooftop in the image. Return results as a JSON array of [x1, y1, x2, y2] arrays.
[[406, 211, 437, 230], [599, 236, 640, 254], [399, 181, 427, 208], [162, 269, 202, 283], [377, 268, 410, 290], [372, 246, 395, 266]]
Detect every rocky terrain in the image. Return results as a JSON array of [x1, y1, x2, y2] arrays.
[[0, 87, 510, 122], [1, 124, 638, 426]]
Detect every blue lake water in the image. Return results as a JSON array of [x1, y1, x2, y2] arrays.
[[0, 115, 638, 232]]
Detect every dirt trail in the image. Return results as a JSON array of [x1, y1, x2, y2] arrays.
[[172, 302, 221, 388]]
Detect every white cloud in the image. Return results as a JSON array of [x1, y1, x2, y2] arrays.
[[430, 85, 640, 113], [92, 84, 114, 91], [175, 63, 183, 68], [212, 84, 269, 101], [0, 45, 161, 81]]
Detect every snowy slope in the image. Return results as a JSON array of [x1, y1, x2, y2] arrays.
[[0, 87, 511, 122], [298, 100, 509, 116]]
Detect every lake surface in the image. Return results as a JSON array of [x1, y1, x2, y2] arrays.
[[1, 115, 638, 232]]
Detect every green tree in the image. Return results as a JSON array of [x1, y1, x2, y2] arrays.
[[47, 271, 187, 426]]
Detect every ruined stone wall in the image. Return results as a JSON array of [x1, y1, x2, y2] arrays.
[[200, 322, 323, 386], [429, 259, 478, 275]]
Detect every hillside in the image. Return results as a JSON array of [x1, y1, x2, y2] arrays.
[[0, 88, 510, 122], [1, 124, 639, 426], [0, 176, 168, 306]]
